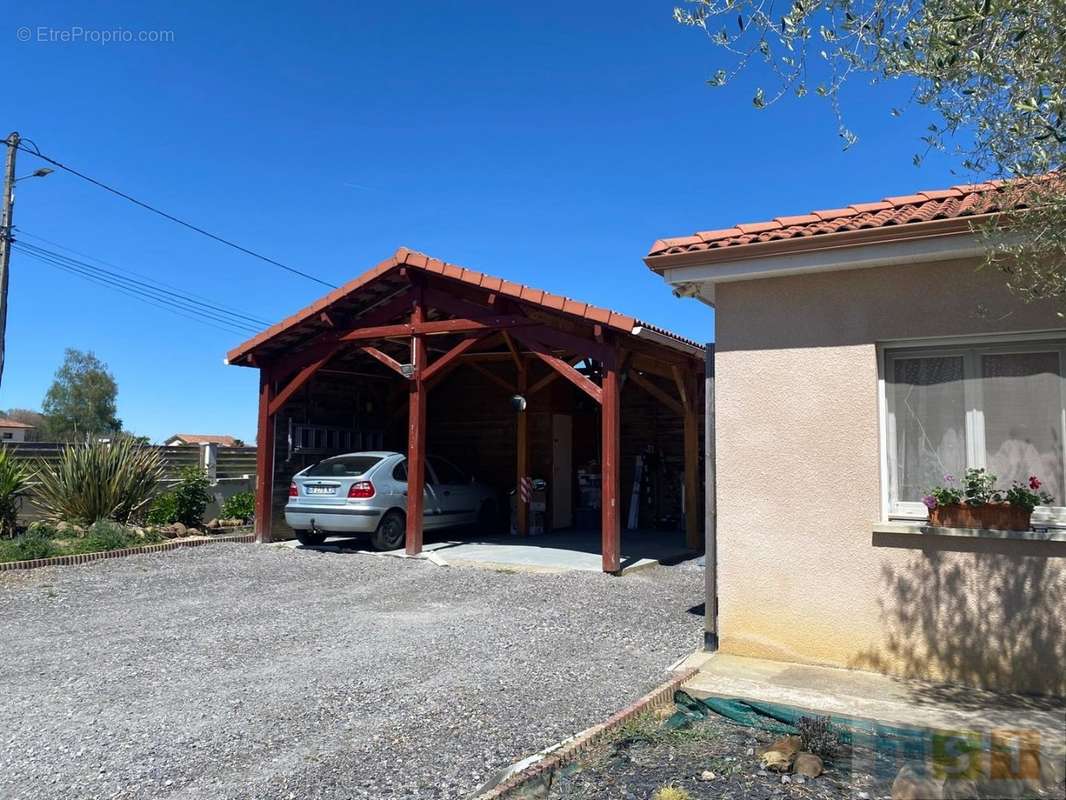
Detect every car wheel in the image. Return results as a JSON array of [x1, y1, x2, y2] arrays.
[[372, 510, 406, 551], [295, 531, 326, 547], [477, 500, 497, 533]]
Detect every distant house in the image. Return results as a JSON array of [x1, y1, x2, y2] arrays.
[[164, 434, 243, 447], [647, 179, 1065, 695], [0, 420, 34, 443]]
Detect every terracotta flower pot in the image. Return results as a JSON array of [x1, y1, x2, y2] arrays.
[[928, 503, 1031, 531]]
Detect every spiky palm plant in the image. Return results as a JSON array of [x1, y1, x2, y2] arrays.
[[34, 438, 165, 527], [0, 446, 33, 538]]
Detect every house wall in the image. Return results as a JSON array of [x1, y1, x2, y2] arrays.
[[713, 256, 1066, 694]]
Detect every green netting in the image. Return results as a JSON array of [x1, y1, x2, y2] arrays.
[[665, 690, 933, 758]]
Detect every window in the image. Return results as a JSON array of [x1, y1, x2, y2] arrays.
[[883, 336, 1066, 526], [304, 455, 382, 478], [392, 460, 407, 482], [428, 457, 466, 485]]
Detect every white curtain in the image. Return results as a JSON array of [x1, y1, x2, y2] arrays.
[[892, 356, 967, 502], [982, 351, 1064, 506]]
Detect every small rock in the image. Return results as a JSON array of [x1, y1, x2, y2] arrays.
[[173, 522, 188, 537], [891, 765, 943, 800], [858, 793, 870, 800], [759, 737, 799, 773], [206, 518, 220, 530], [699, 770, 716, 781], [794, 752, 823, 778], [780, 774, 791, 784]]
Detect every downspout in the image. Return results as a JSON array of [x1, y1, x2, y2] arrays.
[[704, 343, 718, 651]]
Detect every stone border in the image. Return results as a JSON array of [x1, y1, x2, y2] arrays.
[[476, 666, 699, 799], [0, 532, 255, 573]]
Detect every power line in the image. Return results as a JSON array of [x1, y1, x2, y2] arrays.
[[14, 240, 266, 330], [15, 246, 258, 335], [17, 229, 274, 326], [15, 141, 338, 290], [15, 246, 257, 336], [12, 241, 264, 336], [16, 235, 273, 328], [17, 249, 255, 337]]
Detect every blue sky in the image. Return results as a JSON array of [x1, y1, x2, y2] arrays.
[[2, 1, 963, 443]]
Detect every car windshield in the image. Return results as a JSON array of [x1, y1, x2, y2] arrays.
[[304, 455, 382, 478]]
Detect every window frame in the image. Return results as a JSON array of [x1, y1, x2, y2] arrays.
[[879, 332, 1066, 528]]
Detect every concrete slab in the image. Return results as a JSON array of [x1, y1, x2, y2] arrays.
[[685, 652, 1066, 751], [280, 528, 698, 574]]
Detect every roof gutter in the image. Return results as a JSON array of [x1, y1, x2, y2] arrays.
[[630, 325, 705, 357]]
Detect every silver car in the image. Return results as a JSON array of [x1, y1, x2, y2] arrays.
[[285, 451, 498, 550]]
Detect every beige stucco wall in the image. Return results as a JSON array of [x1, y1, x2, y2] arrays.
[[714, 257, 1066, 694]]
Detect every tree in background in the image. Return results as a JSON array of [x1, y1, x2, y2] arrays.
[[675, 0, 1065, 312], [0, 409, 47, 441], [41, 349, 122, 440]]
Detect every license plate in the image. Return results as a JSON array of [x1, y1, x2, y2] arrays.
[[306, 486, 334, 495]]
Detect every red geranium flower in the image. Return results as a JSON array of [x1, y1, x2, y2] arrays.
[[1029, 476, 1042, 491]]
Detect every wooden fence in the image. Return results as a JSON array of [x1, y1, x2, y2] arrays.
[[4, 443, 257, 480], [6, 442, 258, 526]]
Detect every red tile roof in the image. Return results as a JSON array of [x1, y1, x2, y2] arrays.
[[646, 180, 1021, 261], [166, 434, 241, 447], [0, 420, 35, 429], [227, 248, 702, 366]]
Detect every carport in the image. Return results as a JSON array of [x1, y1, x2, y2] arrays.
[[226, 248, 705, 573]]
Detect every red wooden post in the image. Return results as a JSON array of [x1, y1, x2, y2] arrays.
[[601, 350, 621, 573], [254, 367, 276, 543], [405, 293, 427, 556]]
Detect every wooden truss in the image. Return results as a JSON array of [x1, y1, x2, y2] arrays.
[[253, 279, 702, 573]]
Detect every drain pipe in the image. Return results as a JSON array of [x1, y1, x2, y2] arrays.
[[704, 343, 718, 652]]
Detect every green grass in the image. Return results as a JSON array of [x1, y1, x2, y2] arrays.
[[0, 521, 167, 563]]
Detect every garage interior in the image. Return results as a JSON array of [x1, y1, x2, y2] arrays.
[[226, 248, 705, 573]]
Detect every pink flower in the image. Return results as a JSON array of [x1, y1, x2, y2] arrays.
[[922, 495, 937, 510], [1029, 476, 1042, 491]]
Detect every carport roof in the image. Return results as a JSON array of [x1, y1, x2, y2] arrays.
[[227, 247, 703, 366]]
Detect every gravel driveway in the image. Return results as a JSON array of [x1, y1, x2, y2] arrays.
[[0, 543, 702, 799]]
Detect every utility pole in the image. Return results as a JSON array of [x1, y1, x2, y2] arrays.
[[0, 131, 19, 390]]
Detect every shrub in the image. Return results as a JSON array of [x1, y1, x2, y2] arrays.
[[173, 466, 211, 527], [219, 491, 254, 521], [146, 492, 178, 526], [34, 438, 165, 525], [796, 715, 841, 760], [0, 446, 33, 538], [0, 529, 58, 562], [65, 521, 161, 554]]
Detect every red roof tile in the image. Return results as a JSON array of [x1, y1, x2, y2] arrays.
[[166, 434, 241, 446], [646, 179, 1026, 260], [228, 248, 702, 365]]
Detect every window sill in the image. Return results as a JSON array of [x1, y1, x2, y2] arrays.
[[873, 520, 1066, 542]]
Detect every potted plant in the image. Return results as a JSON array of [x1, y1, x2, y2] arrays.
[[922, 469, 1054, 531]]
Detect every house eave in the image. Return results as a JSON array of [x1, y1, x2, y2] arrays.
[[654, 226, 998, 308]]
